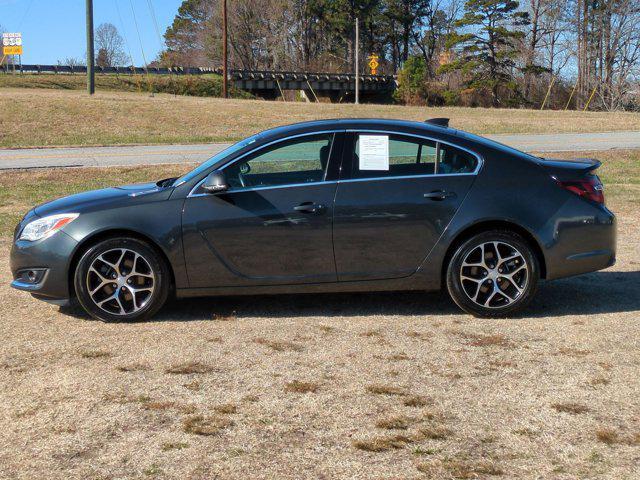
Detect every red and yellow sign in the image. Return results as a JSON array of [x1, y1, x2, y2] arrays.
[[3, 46, 23, 55], [368, 54, 379, 75]]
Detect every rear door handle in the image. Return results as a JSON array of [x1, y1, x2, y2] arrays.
[[423, 190, 456, 201], [294, 202, 326, 214]]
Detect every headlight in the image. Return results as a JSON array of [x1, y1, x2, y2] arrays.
[[19, 213, 79, 242]]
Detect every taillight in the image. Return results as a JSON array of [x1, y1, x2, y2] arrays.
[[556, 175, 604, 204]]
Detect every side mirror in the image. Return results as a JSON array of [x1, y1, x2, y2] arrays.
[[202, 170, 229, 193]]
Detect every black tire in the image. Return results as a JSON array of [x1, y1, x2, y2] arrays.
[[446, 230, 539, 318], [74, 237, 170, 322]]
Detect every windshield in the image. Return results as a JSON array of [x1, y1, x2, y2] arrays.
[[172, 134, 261, 186]]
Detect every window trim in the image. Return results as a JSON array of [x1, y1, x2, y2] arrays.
[[188, 130, 342, 197], [187, 129, 484, 196], [343, 129, 483, 183]]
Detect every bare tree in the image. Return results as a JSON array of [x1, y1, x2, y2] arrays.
[[95, 23, 130, 67], [57, 57, 86, 67], [0, 24, 12, 66]]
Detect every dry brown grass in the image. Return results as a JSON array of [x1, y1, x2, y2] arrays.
[[352, 434, 415, 452], [284, 380, 320, 394], [488, 359, 516, 369], [595, 428, 640, 446], [78, 349, 112, 359], [213, 403, 238, 414], [0, 157, 639, 478], [142, 401, 196, 414], [595, 428, 620, 444], [403, 395, 433, 408], [375, 415, 413, 430], [165, 361, 214, 375], [253, 337, 304, 352], [183, 415, 234, 436], [417, 459, 504, 478], [366, 384, 408, 396], [555, 347, 591, 357], [589, 376, 611, 386], [406, 330, 432, 341], [388, 352, 412, 361], [417, 425, 453, 440], [161, 442, 189, 452], [182, 380, 201, 391], [318, 324, 337, 334], [452, 331, 515, 348], [551, 402, 590, 415], [116, 362, 150, 372], [1, 89, 640, 148]]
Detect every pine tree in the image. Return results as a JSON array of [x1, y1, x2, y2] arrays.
[[439, 0, 529, 107]]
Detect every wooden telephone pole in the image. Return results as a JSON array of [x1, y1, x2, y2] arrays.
[[86, 0, 95, 94], [354, 17, 359, 104], [222, 0, 228, 98]]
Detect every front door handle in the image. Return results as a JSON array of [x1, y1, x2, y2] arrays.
[[294, 202, 326, 214], [423, 190, 456, 201]]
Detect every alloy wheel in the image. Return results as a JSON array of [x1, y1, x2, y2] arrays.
[[86, 248, 156, 316], [459, 241, 528, 309]]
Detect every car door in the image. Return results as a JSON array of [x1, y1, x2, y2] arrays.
[[333, 131, 480, 281], [182, 132, 343, 287]]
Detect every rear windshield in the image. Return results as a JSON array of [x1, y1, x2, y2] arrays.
[[454, 130, 542, 162]]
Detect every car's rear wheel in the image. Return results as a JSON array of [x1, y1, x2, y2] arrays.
[[74, 237, 170, 322], [446, 230, 539, 318]]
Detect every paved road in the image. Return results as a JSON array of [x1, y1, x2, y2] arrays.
[[1, 131, 639, 170]]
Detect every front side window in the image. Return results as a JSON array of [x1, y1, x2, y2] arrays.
[[224, 134, 333, 189], [352, 133, 478, 179]]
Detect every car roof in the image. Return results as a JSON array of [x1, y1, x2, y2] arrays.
[[258, 118, 453, 139], [257, 118, 538, 163]]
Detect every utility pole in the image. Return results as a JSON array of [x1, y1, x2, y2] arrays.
[[354, 17, 359, 104], [86, 0, 95, 94], [222, 0, 228, 99]]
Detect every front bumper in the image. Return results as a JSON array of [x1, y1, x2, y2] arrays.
[[10, 230, 79, 302]]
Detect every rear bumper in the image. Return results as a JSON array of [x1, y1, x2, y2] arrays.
[[9, 231, 78, 302], [544, 201, 616, 280]]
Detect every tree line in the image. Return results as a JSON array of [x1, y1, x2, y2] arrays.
[[160, 0, 639, 110]]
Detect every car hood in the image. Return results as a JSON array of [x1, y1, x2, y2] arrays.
[[33, 182, 172, 217]]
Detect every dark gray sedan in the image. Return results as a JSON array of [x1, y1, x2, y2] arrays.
[[10, 119, 616, 321]]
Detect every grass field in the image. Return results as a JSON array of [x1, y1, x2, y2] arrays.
[[1, 88, 640, 148], [0, 151, 638, 479], [0, 73, 252, 99]]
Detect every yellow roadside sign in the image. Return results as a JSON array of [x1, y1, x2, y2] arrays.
[[3, 46, 23, 55], [368, 54, 379, 75]]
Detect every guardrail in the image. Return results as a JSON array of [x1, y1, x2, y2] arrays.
[[1, 64, 396, 84]]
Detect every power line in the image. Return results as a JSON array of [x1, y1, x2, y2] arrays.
[[128, 0, 148, 68], [145, 0, 164, 51], [17, 0, 36, 30], [114, 0, 135, 66]]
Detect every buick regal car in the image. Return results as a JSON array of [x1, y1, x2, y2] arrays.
[[10, 118, 616, 321]]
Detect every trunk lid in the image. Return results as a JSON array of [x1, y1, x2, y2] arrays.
[[537, 157, 601, 181], [538, 157, 605, 205]]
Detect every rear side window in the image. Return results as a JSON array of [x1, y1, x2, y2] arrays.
[[438, 144, 478, 174], [353, 134, 437, 179], [352, 133, 478, 179]]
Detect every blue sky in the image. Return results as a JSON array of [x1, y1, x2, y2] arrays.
[[0, 0, 183, 65]]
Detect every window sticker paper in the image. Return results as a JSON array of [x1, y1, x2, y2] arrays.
[[359, 135, 389, 170]]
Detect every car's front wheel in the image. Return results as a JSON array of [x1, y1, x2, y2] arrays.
[[74, 237, 170, 322], [446, 230, 539, 318]]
